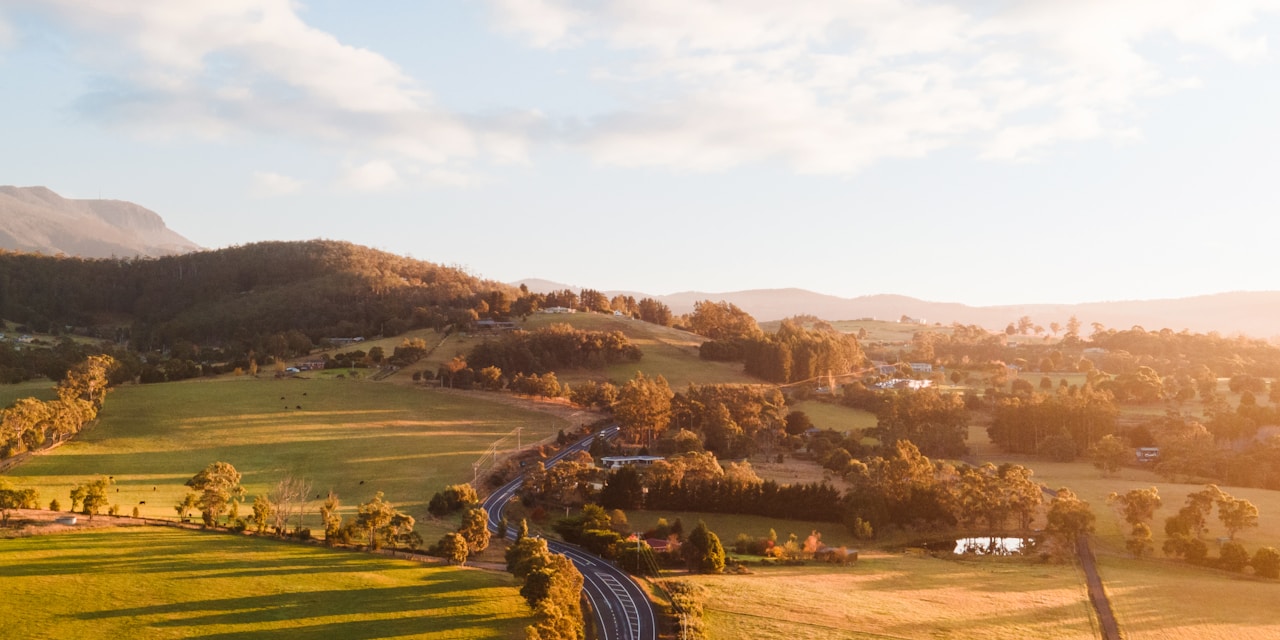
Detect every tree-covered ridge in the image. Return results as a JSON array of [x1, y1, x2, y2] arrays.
[[467, 323, 642, 375], [0, 240, 514, 350]]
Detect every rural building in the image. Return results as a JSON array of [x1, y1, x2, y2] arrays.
[[326, 337, 365, 346], [600, 455, 665, 470], [909, 362, 933, 373], [541, 306, 575, 314], [873, 379, 933, 390], [1135, 447, 1160, 463], [473, 319, 518, 331]]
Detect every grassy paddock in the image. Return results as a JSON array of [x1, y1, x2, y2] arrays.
[[969, 427, 1280, 637], [3, 378, 567, 538], [0, 526, 530, 639], [629, 510, 860, 549], [419, 314, 756, 388], [0, 379, 59, 406], [788, 400, 877, 434], [690, 553, 1096, 640]]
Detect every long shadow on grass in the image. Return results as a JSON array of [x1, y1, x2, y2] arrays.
[[185, 612, 508, 640], [881, 601, 1092, 639], [0, 529, 421, 581]]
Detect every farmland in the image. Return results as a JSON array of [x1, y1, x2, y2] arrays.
[[3, 377, 569, 540], [0, 526, 530, 639]]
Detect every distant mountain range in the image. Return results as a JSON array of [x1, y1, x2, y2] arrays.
[[515, 278, 1280, 339], [0, 186, 200, 258]]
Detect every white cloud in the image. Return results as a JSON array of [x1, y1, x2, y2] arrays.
[[17, 0, 508, 183], [250, 171, 303, 197], [0, 14, 13, 49], [339, 160, 399, 192], [492, 0, 1280, 172], [488, 0, 586, 48]]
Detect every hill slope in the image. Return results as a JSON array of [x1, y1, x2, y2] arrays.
[[0, 239, 513, 348], [0, 186, 200, 258], [515, 279, 1280, 338]]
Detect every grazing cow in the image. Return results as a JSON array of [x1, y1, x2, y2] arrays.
[[139, 501, 146, 505], [296, 405, 302, 409]]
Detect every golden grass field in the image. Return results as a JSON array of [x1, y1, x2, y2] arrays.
[[692, 554, 1097, 640], [3, 377, 568, 541]]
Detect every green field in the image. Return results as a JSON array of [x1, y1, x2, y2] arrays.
[[0, 526, 530, 639], [3, 378, 567, 538], [690, 554, 1096, 640], [788, 400, 876, 434], [627, 510, 861, 550], [0, 379, 59, 406]]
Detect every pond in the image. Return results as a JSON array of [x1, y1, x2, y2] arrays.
[[952, 536, 1038, 556]]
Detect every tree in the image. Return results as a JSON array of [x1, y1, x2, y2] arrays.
[[174, 492, 198, 521], [784, 411, 813, 436], [71, 477, 112, 520], [600, 466, 645, 511], [687, 300, 761, 341], [1217, 495, 1259, 540], [185, 462, 245, 527], [683, 520, 726, 573], [1125, 522, 1154, 557], [0, 480, 38, 525], [1109, 486, 1161, 557], [459, 507, 492, 555], [1108, 487, 1162, 527], [356, 491, 397, 550], [613, 372, 673, 446], [320, 491, 343, 544], [1088, 435, 1130, 477], [1045, 488, 1095, 558], [268, 475, 311, 535], [1252, 547, 1280, 579], [438, 531, 469, 565], [1219, 540, 1249, 572], [251, 495, 274, 534]]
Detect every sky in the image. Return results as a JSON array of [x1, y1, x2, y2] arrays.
[[1, 1, 1279, 307]]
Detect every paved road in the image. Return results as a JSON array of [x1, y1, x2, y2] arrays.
[[482, 425, 658, 640]]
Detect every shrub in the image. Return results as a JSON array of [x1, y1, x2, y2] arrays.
[[1252, 547, 1280, 579], [1219, 541, 1250, 573]]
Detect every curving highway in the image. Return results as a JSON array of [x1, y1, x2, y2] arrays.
[[482, 425, 658, 640]]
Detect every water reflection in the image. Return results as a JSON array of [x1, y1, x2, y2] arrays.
[[953, 537, 1037, 555]]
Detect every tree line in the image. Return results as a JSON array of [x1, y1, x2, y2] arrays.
[[0, 355, 116, 459]]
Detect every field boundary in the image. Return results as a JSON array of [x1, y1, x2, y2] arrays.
[[1078, 535, 1121, 640]]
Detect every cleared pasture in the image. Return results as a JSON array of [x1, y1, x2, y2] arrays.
[[969, 427, 1280, 638], [2, 378, 567, 539], [0, 526, 530, 639], [419, 313, 755, 388], [690, 554, 1096, 640], [788, 400, 877, 434]]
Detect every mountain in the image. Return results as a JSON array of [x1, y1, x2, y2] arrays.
[[0, 186, 201, 258], [514, 279, 1280, 339]]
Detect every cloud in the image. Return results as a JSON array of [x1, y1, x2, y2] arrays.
[[250, 171, 303, 197], [339, 160, 399, 191], [0, 18, 10, 49], [19, 0, 506, 182], [492, 0, 1280, 173], [488, 0, 586, 48]]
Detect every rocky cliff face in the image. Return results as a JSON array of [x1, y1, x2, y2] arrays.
[[0, 186, 201, 258]]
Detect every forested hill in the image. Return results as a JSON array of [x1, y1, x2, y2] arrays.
[[0, 240, 514, 349]]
